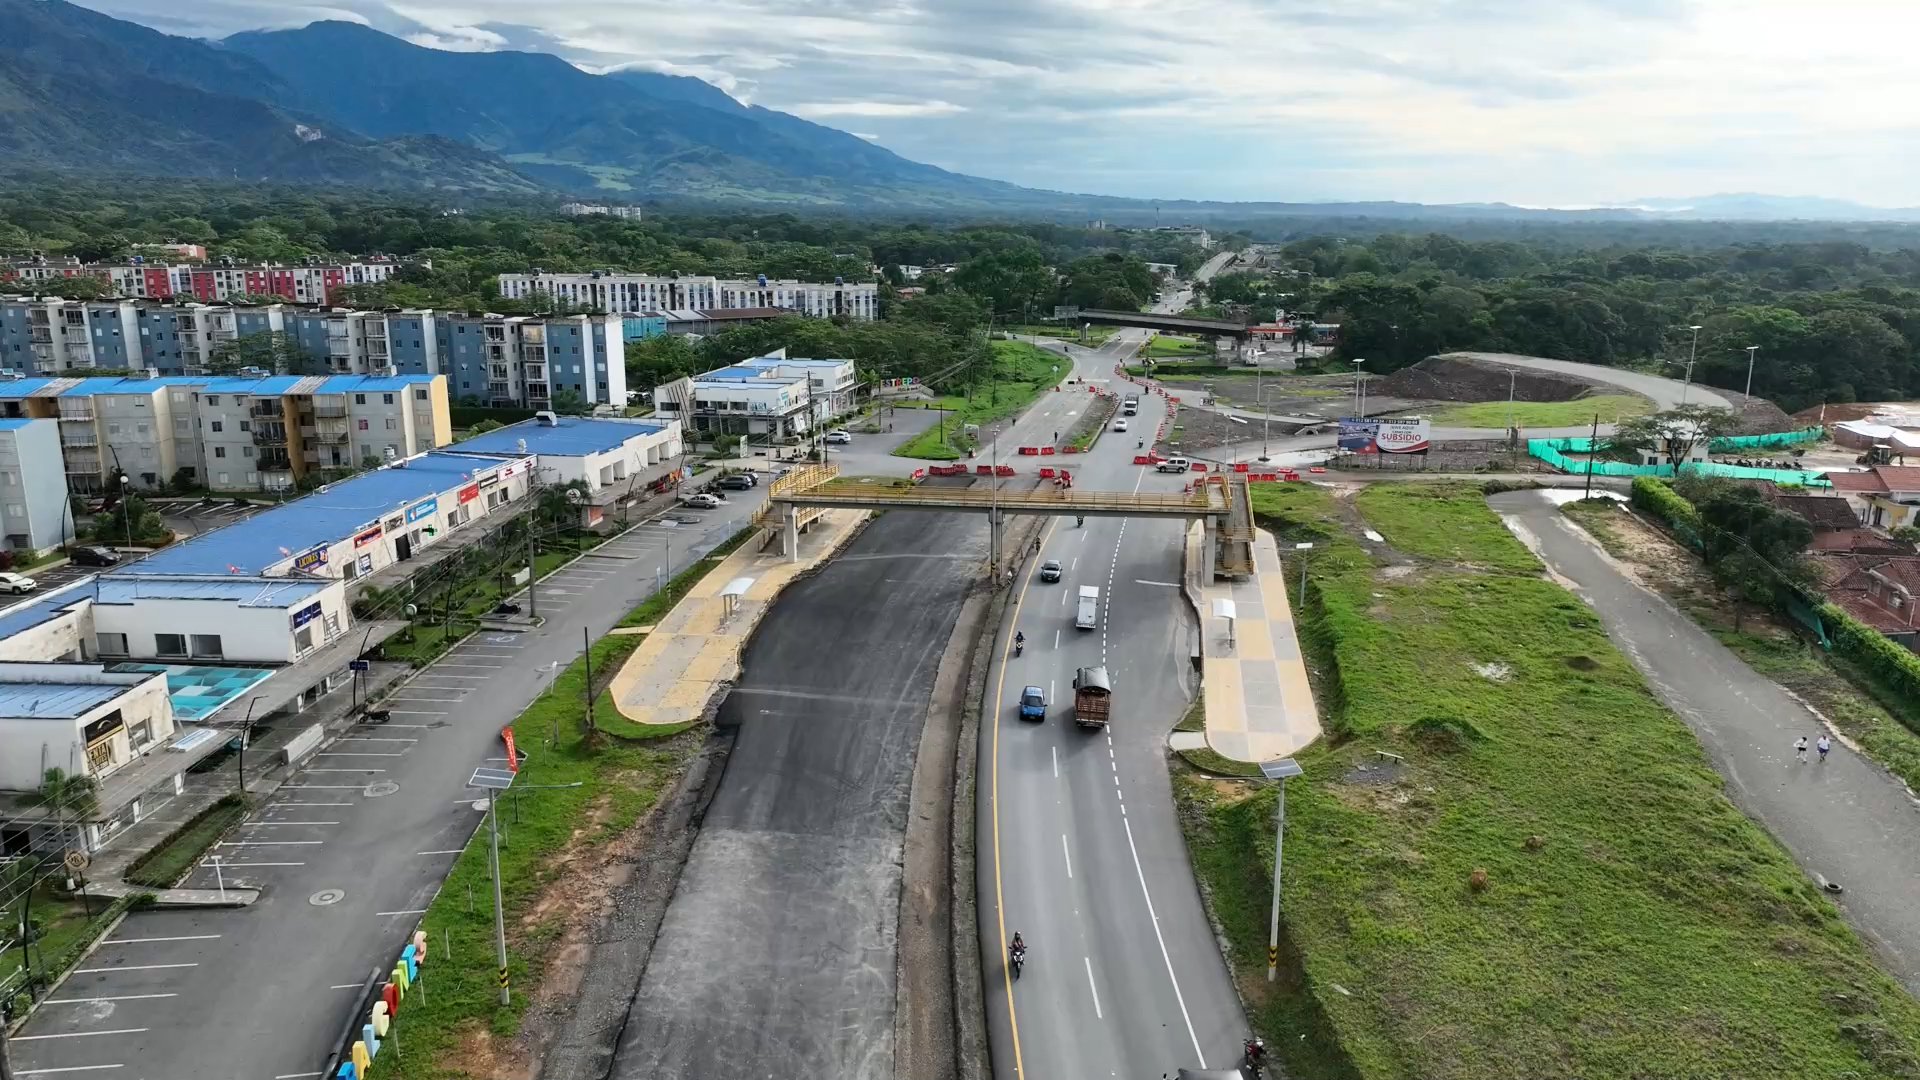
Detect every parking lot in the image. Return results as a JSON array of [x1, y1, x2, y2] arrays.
[[5, 499, 753, 1079]]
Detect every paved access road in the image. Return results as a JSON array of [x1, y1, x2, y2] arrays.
[[7, 499, 757, 1080], [1493, 490, 1920, 991], [609, 507, 986, 1079], [978, 303, 1247, 1079]]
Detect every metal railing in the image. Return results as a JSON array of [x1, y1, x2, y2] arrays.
[[773, 481, 1225, 515]]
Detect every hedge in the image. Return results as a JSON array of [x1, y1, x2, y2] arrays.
[[1818, 600, 1920, 706], [1629, 475, 1702, 538], [451, 406, 536, 429], [123, 793, 248, 888]]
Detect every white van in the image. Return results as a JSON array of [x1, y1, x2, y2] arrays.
[[1076, 585, 1100, 630], [1155, 456, 1190, 473]]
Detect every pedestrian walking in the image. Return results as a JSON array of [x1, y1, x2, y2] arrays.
[[1794, 735, 1810, 763], [1817, 734, 1832, 762]]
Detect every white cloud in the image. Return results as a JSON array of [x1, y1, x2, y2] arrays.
[[69, 0, 1920, 206], [788, 100, 967, 118]]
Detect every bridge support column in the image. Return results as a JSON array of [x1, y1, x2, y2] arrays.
[[988, 508, 1003, 577], [1202, 515, 1219, 582], [784, 503, 800, 562]]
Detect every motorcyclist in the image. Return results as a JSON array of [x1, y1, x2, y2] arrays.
[[1009, 932, 1027, 967], [1245, 1036, 1266, 1071], [1076, 515, 1085, 527], [1014, 631, 1025, 656]]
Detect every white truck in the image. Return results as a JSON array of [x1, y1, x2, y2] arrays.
[[1076, 585, 1100, 630]]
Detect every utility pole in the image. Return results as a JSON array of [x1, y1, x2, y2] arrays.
[[1682, 324, 1702, 406], [1506, 369, 1516, 431], [582, 626, 593, 735], [525, 516, 538, 622], [1744, 345, 1760, 398], [234, 695, 261, 795], [1261, 757, 1303, 982], [1584, 412, 1599, 501], [487, 786, 508, 1006]]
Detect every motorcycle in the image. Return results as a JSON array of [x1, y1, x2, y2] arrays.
[[360, 707, 392, 725], [1009, 944, 1026, 979], [1014, 633, 1025, 658], [1244, 1037, 1267, 1077]]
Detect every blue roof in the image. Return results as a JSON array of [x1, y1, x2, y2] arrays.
[[691, 376, 798, 389], [123, 452, 519, 576], [191, 376, 305, 395], [0, 379, 56, 399], [0, 581, 96, 641], [95, 576, 332, 608], [744, 356, 847, 367], [452, 416, 669, 457], [0, 681, 131, 719], [0, 418, 39, 430], [703, 365, 768, 379], [316, 375, 436, 392]]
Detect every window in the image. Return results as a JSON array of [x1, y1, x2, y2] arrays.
[[134, 398, 146, 408], [214, 446, 226, 458], [385, 418, 396, 430], [129, 717, 152, 749], [217, 471, 229, 485], [415, 388, 428, 401], [155, 633, 187, 658], [294, 625, 313, 653], [210, 420, 223, 433], [382, 393, 393, 404], [357, 419, 369, 430], [108, 422, 121, 435], [96, 633, 128, 656], [355, 393, 366, 404], [242, 446, 254, 457], [207, 395, 219, 405], [189, 634, 223, 659], [136, 423, 148, 435]]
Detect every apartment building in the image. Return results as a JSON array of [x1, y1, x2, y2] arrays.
[[0, 420, 72, 552], [0, 373, 450, 493], [435, 313, 626, 409], [734, 354, 859, 416], [497, 270, 878, 322]]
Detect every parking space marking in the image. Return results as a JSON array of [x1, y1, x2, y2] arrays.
[[281, 785, 365, 790], [105, 935, 218, 944], [411, 674, 488, 681], [428, 663, 497, 669], [203, 861, 305, 867], [45, 993, 179, 1005], [276, 801, 352, 806], [72, 963, 196, 974], [241, 821, 340, 826], [275, 1073, 325, 1079], [415, 849, 465, 855], [10, 1029, 148, 1041], [336, 737, 417, 743], [305, 769, 385, 773], [219, 840, 324, 846], [16, 1065, 126, 1074], [318, 752, 405, 757], [376, 909, 428, 916]]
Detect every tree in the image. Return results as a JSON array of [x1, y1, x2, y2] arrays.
[[1608, 405, 1740, 467], [34, 767, 99, 819], [548, 387, 587, 415], [1674, 475, 1815, 629], [952, 247, 1055, 319], [467, 418, 506, 436], [207, 331, 320, 376]]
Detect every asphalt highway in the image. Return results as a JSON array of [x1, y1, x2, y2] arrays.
[[978, 299, 1248, 1079]]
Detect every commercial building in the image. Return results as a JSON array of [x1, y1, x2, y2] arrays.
[[497, 270, 878, 322], [452, 415, 682, 524], [560, 203, 644, 219], [0, 661, 176, 793], [651, 353, 856, 441]]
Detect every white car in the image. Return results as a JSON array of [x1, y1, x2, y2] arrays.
[[1113, 418, 1130, 432], [681, 493, 722, 509], [0, 572, 36, 595], [823, 430, 852, 444]]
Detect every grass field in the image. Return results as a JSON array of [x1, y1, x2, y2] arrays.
[[1143, 333, 1213, 357], [124, 794, 248, 888], [1419, 394, 1650, 428], [894, 340, 1067, 459], [1178, 481, 1920, 1080]]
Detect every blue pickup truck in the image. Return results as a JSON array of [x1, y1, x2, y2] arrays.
[[1019, 685, 1047, 722]]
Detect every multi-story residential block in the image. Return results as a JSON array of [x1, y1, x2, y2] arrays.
[[434, 313, 626, 409], [2, 259, 403, 305], [651, 353, 857, 441], [497, 270, 878, 321], [734, 354, 859, 417], [0, 373, 450, 493], [0, 419, 73, 552], [559, 203, 644, 219]]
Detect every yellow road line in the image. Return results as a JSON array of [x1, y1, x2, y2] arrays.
[[992, 516, 1058, 1080]]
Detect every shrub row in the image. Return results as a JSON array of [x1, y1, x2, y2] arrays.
[[1628, 475, 1701, 538]]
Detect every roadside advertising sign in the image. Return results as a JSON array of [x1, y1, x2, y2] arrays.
[[1338, 417, 1431, 453]]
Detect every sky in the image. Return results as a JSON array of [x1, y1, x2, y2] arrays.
[[78, 0, 1920, 207]]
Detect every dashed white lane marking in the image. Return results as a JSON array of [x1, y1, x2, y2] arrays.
[[1062, 834, 1073, 879], [10, 1028, 149, 1041], [45, 994, 178, 1005], [72, 963, 195, 974], [104, 935, 217, 944], [1085, 956, 1104, 1019]]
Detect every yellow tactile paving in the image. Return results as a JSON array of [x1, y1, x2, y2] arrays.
[[1196, 526, 1323, 761], [608, 510, 867, 725]]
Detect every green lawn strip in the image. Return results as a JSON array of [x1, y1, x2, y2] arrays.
[[368, 634, 699, 1079], [894, 341, 1067, 460], [1175, 689, 1206, 732], [1144, 334, 1212, 357], [1354, 482, 1540, 572], [1194, 482, 1920, 1080], [614, 526, 757, 629], [2, 890, 141, 1014], [123, 793, 249, 888], [1175, 744, 1263, 777], [1420, 394, 1650, 429]]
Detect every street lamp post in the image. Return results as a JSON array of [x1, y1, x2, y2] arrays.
[[1351, 359, 1366, 417], [1744, 345, 1760, 398], [1683, 325, 1702, 406], [469, 767, 581, 1007], [1261, 756, 1304, 982]]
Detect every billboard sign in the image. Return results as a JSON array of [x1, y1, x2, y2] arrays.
[[405, 497, 439, 524], [1338, 417, 1431, 454]]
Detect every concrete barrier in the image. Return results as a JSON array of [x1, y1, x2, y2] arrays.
[[282, 723, 324, 766], [331, 930, 429, 1078]]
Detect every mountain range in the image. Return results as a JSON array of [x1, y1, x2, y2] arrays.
[[3, 0, 1917, 221]]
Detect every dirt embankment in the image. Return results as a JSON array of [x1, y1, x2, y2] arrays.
[[1372, 356, 1598, 402]]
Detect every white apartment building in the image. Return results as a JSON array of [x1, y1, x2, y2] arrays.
[[498, 270, 878, 322], [735, 354, 859, 417], [0, 661, 176, 792]]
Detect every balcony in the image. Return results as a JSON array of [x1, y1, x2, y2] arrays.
[[28, 329, 52, 344], [257, 449, 292, 471], [526, 383, 550, 401], [250, 401, 282, 419], [60, 432, 97, 448], [313, 404, 348, 419], [58, 407, 94, 422], [252, 426, 289, 447]]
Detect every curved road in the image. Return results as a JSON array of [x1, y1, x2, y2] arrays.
[[978, 295, 1247, 1080]]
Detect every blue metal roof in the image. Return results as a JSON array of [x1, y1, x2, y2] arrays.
[[0, 581, 97, 640], [191, 376, 305, 395], [0, 417, 38, 430], [123, 452, 520, 576], [0, 378, 55, 398], [0, 681, 131, 719], [452, 416, 670, 458], [744, 356, 847, 367], [316, 375, 436, 392], [703, 365, 768, 379], [95, 576, 332, 608], [691, 376, 799, 389]]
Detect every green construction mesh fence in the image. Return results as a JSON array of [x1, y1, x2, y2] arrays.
[[1527, 437, 1831, 486], [1709, 425, 1825, 451]]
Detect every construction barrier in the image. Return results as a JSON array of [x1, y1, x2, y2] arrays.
[[1133, 455, 1152, 465], [996, 465, 1015, 476], [1190, 462, 1208, 472], [1018, 446, 1038, 456], [1710, 424, 1824, 451], [1528, 437, 1831, 486], [1040, 446, 1056, 456], [1040, 467, 1056, 479], [1062, 446, 1081, 454], [911, 469, 926, 481], [976, 465, 994, 475]]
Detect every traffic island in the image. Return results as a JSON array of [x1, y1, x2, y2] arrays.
[[1183, 521, 1322, 763]]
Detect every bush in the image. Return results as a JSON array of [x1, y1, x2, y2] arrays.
[[1819, 601, 1920, 709], [1629, 475, 1701, 537]]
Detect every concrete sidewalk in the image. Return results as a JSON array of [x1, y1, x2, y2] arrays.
[[1188, 525, 1322, 760], [1493, 489, 1920, 991], [609, 510, 868, 725]]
